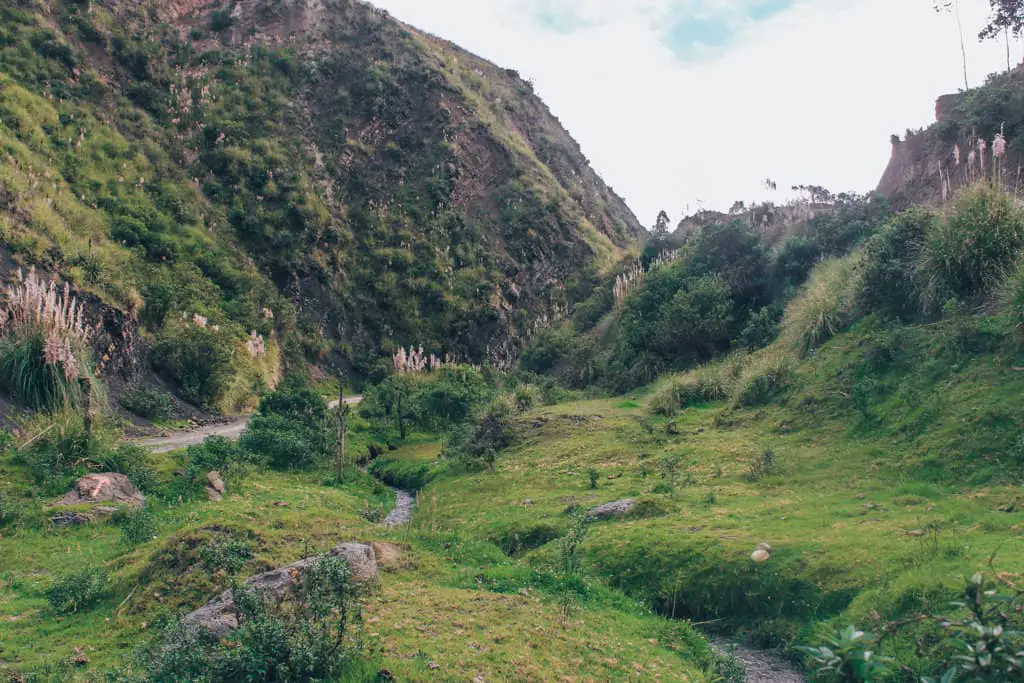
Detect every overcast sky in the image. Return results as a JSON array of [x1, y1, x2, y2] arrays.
[[370, 0, 1015, 227]]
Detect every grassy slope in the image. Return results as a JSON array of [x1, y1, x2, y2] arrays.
[[375, 315, 1024, 675], [0, 434, 715, 680]]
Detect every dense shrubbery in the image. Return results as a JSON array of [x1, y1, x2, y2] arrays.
[[240, 382, 334, 470], [136, 554, 364, 681], [857, 208, 934, 322], [119, 386, 174, 422], [184, 436, 267, 483], [444, 395, 518, 471], [45, 565, 110, 614], [920, 184, 1024, 310], [151, 323, 236, 410], [359, 365, 497, 439]]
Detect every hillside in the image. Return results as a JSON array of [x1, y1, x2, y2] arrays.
[[0, 0, 641, 413]]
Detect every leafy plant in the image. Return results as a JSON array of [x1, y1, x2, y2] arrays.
[[798, 625, 891, 682], [587, 468, 599, 489], [119, 386, 174, 422], [45, 565, 110, 614], [196, 538, 254, 574], [240, 384, 333, 470], [444, 396, 516, 471], [138, 553, 363, 681], [151, 323, 236, 410], [117, 506, 157, 546], [184, 436, 266, 483]]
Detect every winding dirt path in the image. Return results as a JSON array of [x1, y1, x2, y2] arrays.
[[135, 396, 361, 453]]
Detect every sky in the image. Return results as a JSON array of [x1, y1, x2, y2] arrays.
[[369, 0, 1017, 227]]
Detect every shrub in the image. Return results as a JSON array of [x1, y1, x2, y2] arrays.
[[117, 506, 157, 546], [857, 208, 934, 321], [138, 554, 363, 681], [151, 323, 236, 410], [45, 565, 110, 614], [735, 306, 781, 351], [239, 384, 333, 470], [196, 537, 254, 574], [184, 436, 266, 483], [97, 443, 159, 492], [512, 384, 541, 412], [921, 184, 1024, 310], [119, 386, 174, 422], [445, 396, 516, 471], [781, 254, 863, 357]]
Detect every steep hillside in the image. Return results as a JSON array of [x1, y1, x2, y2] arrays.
[[0, 0, 641, 411]]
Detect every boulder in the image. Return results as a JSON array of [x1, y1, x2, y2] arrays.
[[183, 542, 377, 637], [586, 498, 636, 521], [206, 471, 226, 501], [56, 473, 144, 508], [751, 542, 773, 563], [51, 510, 93, 526]]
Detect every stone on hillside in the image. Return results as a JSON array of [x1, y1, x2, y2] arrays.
[[56, 473, 144, 507], [756, 542, 773, 554], [51, 510, 93, 526], [586, 498, 636, 520], [206, 471, 226, 501], [207, 471, 226, 494], [751, 549, 771, 563], [183, 542, 378, 637]]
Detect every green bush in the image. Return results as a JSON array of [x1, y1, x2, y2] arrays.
[[184, 436, 266, 483], [138, 554, 363, 681], [649, 372, 730, 417], [857, 208, 934, 321], [196, 537, 254, 574], [239, 384, 333, 470], [97, 443, 159, 492], [119, 387, 174, 422], [921, 184, 1024, 310], [445, 396, 516, 471], [117, 506, 157, 546], [735, 306, 781, 351], [151, 323, 236, 410], [45, 565, 110, 614]]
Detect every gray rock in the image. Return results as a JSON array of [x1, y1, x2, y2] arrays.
[[51, 511, 93, 526], [56, 473, 144, 507], [183, 542, 378, 636], [586, 498, 636, 520], [207, 471, 226, 494]]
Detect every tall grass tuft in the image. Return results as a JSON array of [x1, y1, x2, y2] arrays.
[[780, 254, 863, 357], [0, 268, 95, 411], [920, 183, 1024, 311]]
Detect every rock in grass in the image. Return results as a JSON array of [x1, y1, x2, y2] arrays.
[[206, 471, 226, 501], [751, 542, 773, 563], [183, 542, 378, 637], [586, 499, 636, 520], [56, 473, 144, 508]]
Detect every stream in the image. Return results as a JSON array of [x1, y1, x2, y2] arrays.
[[382, 487, 415, 527], [712, 638, 805, 683]]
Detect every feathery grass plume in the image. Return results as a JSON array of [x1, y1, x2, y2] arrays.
[[393, 346, 455, 374], [246, 330, 265, 358], [953, 143, 961, 166], [779, 254, 863, 357], [994, 126, 1007, 188], [0, 268, 96, 410], [977, 138, 987, 174]]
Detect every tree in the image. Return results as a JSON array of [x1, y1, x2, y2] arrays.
[[336, 373, 349, 482], [933, 0, 970, 90], [653, 210, 671, 237], [979, 0, 1024, 39]]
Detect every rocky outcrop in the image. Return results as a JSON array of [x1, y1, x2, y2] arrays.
[[183, 542, 378, 637], [56, 473, 144, 508], [586, 499, 636, 520]]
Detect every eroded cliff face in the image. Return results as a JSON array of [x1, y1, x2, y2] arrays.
[[877, 65, 1024, 209]]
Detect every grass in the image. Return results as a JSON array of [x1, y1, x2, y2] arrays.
[[0, 439, 719, 680], [378, 312, 1024, 677]]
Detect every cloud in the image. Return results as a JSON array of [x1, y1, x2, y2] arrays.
[[371, 0, 1015, 226]]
